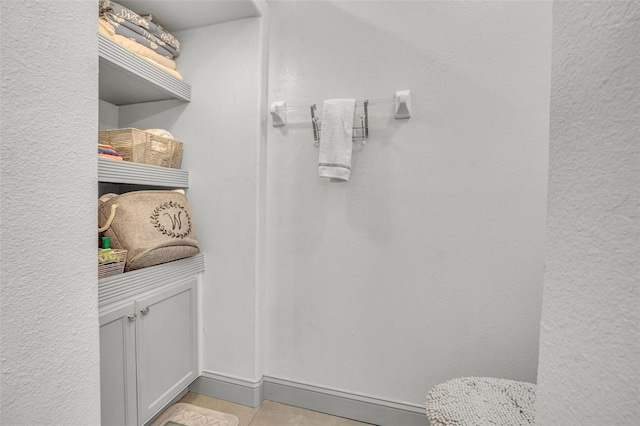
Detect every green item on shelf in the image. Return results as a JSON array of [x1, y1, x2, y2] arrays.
[[98, 237, 120, 264], [101, 236, 111, 250]]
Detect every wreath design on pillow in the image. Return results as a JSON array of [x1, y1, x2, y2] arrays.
[[150, 201, 192, 239]]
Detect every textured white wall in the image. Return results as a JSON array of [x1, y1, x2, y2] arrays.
[[120, 17, 267, 381], [99, 100, 119, 130], [535, 1, 640, 424], [0, 1, 101, 425], [265, 1, 551, 406]]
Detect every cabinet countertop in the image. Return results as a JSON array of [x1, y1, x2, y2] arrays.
[[99, 253, 205, 309]]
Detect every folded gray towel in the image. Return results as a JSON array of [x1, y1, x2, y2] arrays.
[[99, 1, 181, 56]]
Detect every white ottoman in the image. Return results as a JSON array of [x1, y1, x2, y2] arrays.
[[426, 377, 536, 426]]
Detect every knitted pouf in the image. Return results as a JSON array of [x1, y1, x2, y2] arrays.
[[426, 377, 536, 426]]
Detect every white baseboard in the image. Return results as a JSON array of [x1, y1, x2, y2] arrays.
[[189, 370, 264, 407], [189, 372, 427, 425]]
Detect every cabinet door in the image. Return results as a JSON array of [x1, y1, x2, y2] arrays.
[[100, 302, 138, 426], [136, 277, 198, 424]]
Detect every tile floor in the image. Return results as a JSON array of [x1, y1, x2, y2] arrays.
[[175, 391, 375, 426]]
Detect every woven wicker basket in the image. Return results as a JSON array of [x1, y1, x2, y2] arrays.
[[99, 128, 183, 168], [98, 249, 127, 279]]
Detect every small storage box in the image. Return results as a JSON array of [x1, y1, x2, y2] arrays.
[[99, 128, 183, 168], [98, 249, 128, 279]]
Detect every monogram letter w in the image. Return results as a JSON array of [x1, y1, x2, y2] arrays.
[[163, 211, 182, 230]]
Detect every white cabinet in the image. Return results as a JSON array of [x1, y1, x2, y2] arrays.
[[99, 274, 199, 426], [136, 278, 198, 423], [100, 302, 137, 426]]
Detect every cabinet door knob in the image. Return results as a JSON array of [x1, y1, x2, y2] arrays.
[[127, 313, 137, 321], [140, 307, 150, 315]]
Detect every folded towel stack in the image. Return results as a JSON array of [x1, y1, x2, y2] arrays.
[[99, 143, 123, 161], [98, 1, 183, 79]]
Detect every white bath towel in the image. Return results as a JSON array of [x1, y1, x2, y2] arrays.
[[318, 99, 356, 181]]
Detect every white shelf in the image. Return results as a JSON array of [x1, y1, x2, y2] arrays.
[[98, 157, 189, 187], [98, 34, 191, 105], [98, 253, 205, 308]]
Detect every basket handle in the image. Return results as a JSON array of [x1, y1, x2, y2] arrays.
[[98, 204, 118, 233], [99, 193, 118, 204]]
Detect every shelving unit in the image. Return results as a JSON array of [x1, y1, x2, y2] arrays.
[[98, 33, 191, 105], [98, 32, 197, 281], [98, 28, 202, 426], [98, 31, 192, 188]]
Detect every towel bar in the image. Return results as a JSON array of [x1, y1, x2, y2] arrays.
[[269, 90, 411, 135]]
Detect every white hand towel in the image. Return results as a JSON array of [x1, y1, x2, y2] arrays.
[[318, 99, 356, 181]]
